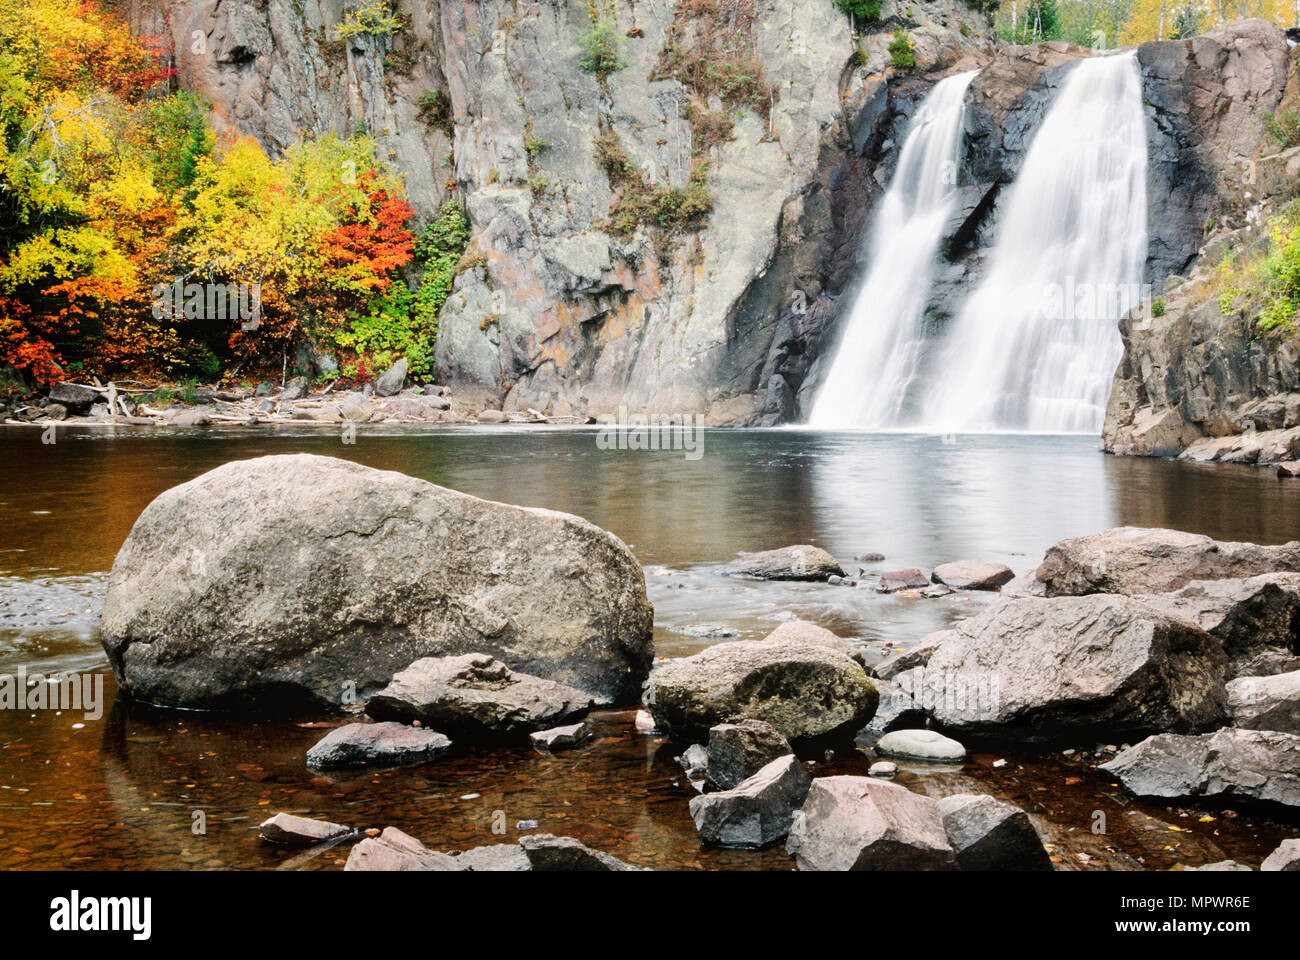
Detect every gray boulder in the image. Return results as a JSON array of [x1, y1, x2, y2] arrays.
[[345, 827, 464, 871], [931, 561, 1015, 591], [49, 381, 98, 411], [1035, 527, 1300, 596], [518, 834, 639, 871], [336, 392, 375, 422], [367, 654, 591, 740], [721, 545, 843, 581], [100, 454, 652, 710], [705, 719, 793, 790], [689, 754, 811, 849], [1261, 838, 1300, 871], [259, 812, 350, 846], [374, 358, 408, 397], [786, 776, 958, 871], [1099, 728, 1300, 810], [937, 794, 1052, 871], [305, 721, 452, 769], [279, 376, 309, 401], [917, 595, 1227, 743], [1227, 670, 1300, 733], [644, 621, 878, 743]]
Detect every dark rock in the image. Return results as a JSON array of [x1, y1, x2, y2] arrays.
[[344, 827, 464, 871], [518, 834, 639, 871], [367, 654, 591, 739], [279, 376, 309, 401], [705, 718, 793, 790], [374, 358, 408, 397], [49, 381, 98, 411], [931, 561, 1015, 591], [258, 812, 350, 846], [721, 545, 844, 581], [938, 794, 1052, 871], [689, 754, 812, 849], [305, 721, 452, 769]]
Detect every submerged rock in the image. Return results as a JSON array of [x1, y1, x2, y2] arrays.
[[518, 834, 640, 871], [937, 794, 1052, 871], [689, 755, 811, 849], [706, 719, 793, 790], [306, 721, 452, 769], [100, 454, 652, 710], [644, 621, 878, 743], [367, 654, 591, 739], [876, 728, 966, 762], [1227, 670, 1300, 733], [721, 545, 844, 581], [931, 561, 1015, 591], [259, 812, 350, 846], [786, 776, 957, 871], [345, 827, 464, 871], [1035, 527, 1300, 596], [1099, 728, 1300, 810]]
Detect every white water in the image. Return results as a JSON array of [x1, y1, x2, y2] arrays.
[[808, 70, 978, 429], [920, 52, 1148, 433]]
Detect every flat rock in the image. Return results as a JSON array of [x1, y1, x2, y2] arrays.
[[931, 561, 1015, 591], [529, 719, 594, 751], [937, 794, 1052, 871], [876, 728, 966, 762], [1099, 728, 1300, 810], [344, 827, 464, 871], [305, 721, 452, 769], [689, 755, 811, 849], [367, 654, 591, 739], [645, 621, 878, 742], [518, 834, 639, 871], [706, 718, 793, 790], [1227, 670, 1300, 733], [259, 812, 350, 846], [786, 776, 958, 871], [877, 568, 930, 593], [454, 843, 533, 871], [1261, 838, 1300, 871], [721, 545, 844, 581]]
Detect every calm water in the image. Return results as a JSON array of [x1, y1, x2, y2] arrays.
[[1, 425, 1298, 870]]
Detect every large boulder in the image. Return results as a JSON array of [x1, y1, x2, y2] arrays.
[[1227, 670, 1300, 734], [705, 719, 793, 791], [786, 776, 958, 871], [688, 755, 812, 849], [644, 621, 878, 743], [1035, 527, 1300, 597], [907, 595, 1227, 743], [100, 454, 652, 710], [367, 654, 591, 739], [937, 794, 1052, 871], [1099, 728, 1300, 810], [721, 545, 843, 581]]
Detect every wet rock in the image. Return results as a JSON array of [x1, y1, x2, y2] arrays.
[[644, 621, 878, 743], [1099, 728, 1300, 809], [931, 561, 1015, 591], [674, 623, 740, 639], [706, 718, 793, 790], [1035, 527, 1300, 596], [279, 377, 309, 401], [1227, 670, 1300, 734], [689, 754, 812, 849], [679, 743, 709, 780], [721, 545, 844, 581], [100, 454, 652, 709], [367, 654, 591, 740], [48, 381, 98, 411], [305, 721, 452, 769], [518, 834, 640, 871], [868, 761, 897, 778], [918, 595, 1227, 743], [876, 728, 966, 762], [786, 776, 958, 871], [374, 358, 408, 397], [529, 719, 594, 751], [455, 843, 532, 872], [258, 812, 350, 846], [344, 826, 465, 871], [937, 794, 1052, 871], [1261, 838, 1300, 871], [877, 568, 931, 593], [920, 583, 953, 598]]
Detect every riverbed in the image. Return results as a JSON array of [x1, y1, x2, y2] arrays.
[[1, 425, 1297, 869]]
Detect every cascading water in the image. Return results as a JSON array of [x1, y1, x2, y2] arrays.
[[808, 69, 978, 429], [919, 52, 1148, 433]]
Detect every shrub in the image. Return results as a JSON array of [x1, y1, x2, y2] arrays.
[[579, 18, 627, 77], [335, 1, 399, 40], [889, 30, 916, 71], [1264, 108, 1300, 150], [835, 0, 882, 20], [1151, 298, 1165, 318]]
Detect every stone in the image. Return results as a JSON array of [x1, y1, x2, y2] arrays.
[[937, 794, 1052, 871], [454, 843, 532, 872], [644, 621, 878, 743], [876, 729, 966, 762], [100, 454, 652, 709], [1186, 860, 1253, 871], [931, 561, 1015, 591], [254, 381, 276, 397], [1227, 670, 1300, 734], [1261, 838, 1300, 871], [279, 376, 309, 401], [855, 552, 886, 563], [477, 409, 509, 423], [868, 761, 897, 778], [529, 719, 594, 751], [374, 358, 408, 397], [305, 722, 452, 769], [920, 584, 953, 598], [786, 776, 958, 871], [688, 755, 812, 849], [344, 827, 464, 871], [1035, 527, 1300, 596], [1279, 461, 1300, 478], [721, 545, 844, 581], [517, 834, 639, 871], [1099, 728, 1300, 810], [337, 392, 375, 422], [877, 568, 931, 593], [679, 744, 709, 780], [705, 718, 794, 790], [258, 812, 350, 846], [49, 381, 98, 411], [367, 654, 591, 739], [168, 408, 211, 427], [914, 595, 1227, 743], [43, 403, 67, 421]]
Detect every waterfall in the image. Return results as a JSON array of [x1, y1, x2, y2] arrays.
[[920, 52, 1148, 433], [808, 69, 978, 429]]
